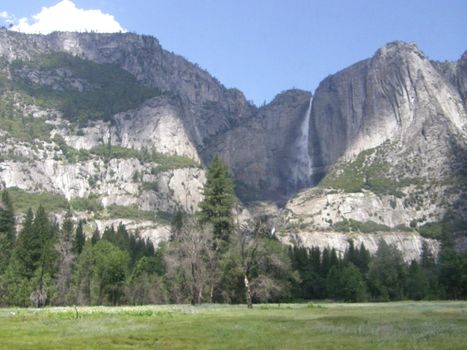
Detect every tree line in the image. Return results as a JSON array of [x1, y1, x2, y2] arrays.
[[0, 156, 466, 307]]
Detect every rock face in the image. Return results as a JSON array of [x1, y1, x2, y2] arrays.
[[276, 42, 466, 256], [310, 42, 466, 176], [205, 89, 313, 202], [0, 30, 256, 147], [281, 229, 440, 263], [0, 30, 465, 256]]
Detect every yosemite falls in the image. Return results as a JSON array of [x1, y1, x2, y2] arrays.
[[289, 96, 313, 191]]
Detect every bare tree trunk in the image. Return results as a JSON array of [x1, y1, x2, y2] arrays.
[[244, 274, 253, 309], [191, 262, 197, 305], [198, 288, 203, 304], [209, 284, 214, 302]]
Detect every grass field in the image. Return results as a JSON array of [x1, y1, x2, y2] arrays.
[[0, 302, 466, 349]]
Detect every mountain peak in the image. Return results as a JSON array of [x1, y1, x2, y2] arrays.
[[374, 41, 426, 60]]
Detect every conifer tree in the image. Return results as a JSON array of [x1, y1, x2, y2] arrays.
[[0, 190, 15, 274], [198, 155, 235, 243], [367, 240, 407, 301], [55, 211, 75, 305], [14, 208, 37, 279], [73, 220, 86, 255], [91, 227, 100, 245], [30, 206, 57, 307]]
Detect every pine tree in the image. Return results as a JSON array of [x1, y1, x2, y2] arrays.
[[91, 227, 100, 245], [0, 190, 16, 274], [320, 248, 331, 277], [30, 206, 57, 307], [73, 220, 86, 255], [367, 240, 407, 301], [344, 239, 357, 265], [14, 208, 37, 279], [198, 155, 235, 243], [438, 232, 463, 299], [55, 211, 75, 305], [406, 260, 429, 300], [356, 242, 370, 273], [171, 210, 184, 238]]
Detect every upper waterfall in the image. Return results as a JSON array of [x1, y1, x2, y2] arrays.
[[288, 96, 313, 191]]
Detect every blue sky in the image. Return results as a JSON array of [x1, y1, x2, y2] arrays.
[[1, 0, 466, 105]]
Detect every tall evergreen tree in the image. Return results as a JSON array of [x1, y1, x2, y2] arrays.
[[437, 232, 463, 299], [55, 211, 75, 305], [91, 227, 100, 245], [0, 190, 16, 274], [356, 242, 370, 273], [14, 208, 37, 279], [367, 240, 407, 301], [30, 206, 57, 307], [73, 220, 86, 255], [406, 260, 429, 300], [198, 155, 235, 243]]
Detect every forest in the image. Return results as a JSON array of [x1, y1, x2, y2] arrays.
[[0, 157, 466, 307]]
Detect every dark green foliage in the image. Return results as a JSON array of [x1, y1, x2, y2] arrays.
[[73, 220, 86, 255], [367, 240, 407, 301], [31, 206, 58, 278], [437, 233, 465, 299], [93, 240, 129, 305], [356, 243, 371, 273], [171, 210, 184, 238], [288, 246, 328, 300], [198, 155, 235, 242], [6, 206, 57, 306], [326, 264, 367, 302], [405, 260, 430, 300], [101, 223, 154, 268], [333, 219, 392, 233], [55, 211, 75, 305], [91, 228, 100, 246], [73, 240, 129, 305], [0, 190, 16, 274], [13, 208, 40, 279], [1, 194, 465, 306], [8, 52, 161, 125], [417, 218, 467, 239]]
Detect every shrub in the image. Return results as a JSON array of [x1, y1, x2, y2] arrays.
[[7, 187, 68, 213], [333, 219, 391, 233]]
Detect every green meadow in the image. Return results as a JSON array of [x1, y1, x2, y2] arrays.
[[0, 302, 465, 349]]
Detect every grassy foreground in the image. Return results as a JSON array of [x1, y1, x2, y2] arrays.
[[0, 302, 466, 349]]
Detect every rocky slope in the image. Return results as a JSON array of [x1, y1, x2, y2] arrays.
[[0, 29, 465, 257], [276, 42, 466, 254]]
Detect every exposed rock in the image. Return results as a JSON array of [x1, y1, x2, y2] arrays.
[[310, 42, 466, 177], [93, 219, 171, 247], [280, 229, 439, 263], [204, 89, 312, 201]]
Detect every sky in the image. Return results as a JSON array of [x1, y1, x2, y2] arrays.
[[1, 1, 466, 105]]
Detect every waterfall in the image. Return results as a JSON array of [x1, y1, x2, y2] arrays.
[[290, 96, 313, 189]]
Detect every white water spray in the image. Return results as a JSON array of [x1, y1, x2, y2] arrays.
[[290, 96, 313, 188]]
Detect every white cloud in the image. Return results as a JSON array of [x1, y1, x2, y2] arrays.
[[10, 0, 126, 34], [0, 10, 15, 24]]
